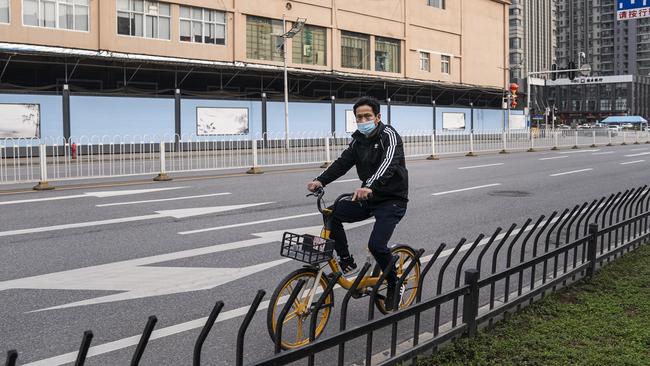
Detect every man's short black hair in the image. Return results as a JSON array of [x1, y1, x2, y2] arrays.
[[353, 97, 381, 116]]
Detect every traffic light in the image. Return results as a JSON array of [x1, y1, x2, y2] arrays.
[[551, 63, 557, 81], [510, 83, 519, 108], [568, 61, 576, 81]]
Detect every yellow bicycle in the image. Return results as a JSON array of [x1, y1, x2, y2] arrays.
[[266, 188, 421, 350]]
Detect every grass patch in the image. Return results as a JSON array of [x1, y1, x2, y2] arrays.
[[420, 243, 650, 366]]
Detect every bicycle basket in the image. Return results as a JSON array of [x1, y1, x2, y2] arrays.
[[280, 232, 335, 264]]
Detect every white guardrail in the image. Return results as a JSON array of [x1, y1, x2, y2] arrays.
[[1, 129, 649, 187]]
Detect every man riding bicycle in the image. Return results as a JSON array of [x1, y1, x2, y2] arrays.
[[307, 96, 408, 310]]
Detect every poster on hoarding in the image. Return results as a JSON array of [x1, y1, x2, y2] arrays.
[[509, 114, 527, 130], [196, 107, 249, 135], [345, 110, 356, 133], [442, 112, 466, 130], [0, 104, 41, 139]]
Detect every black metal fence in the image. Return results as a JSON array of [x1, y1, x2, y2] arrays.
[[5, 185, 650, 366]]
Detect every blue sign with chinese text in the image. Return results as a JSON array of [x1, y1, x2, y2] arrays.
[[618, 0, 650, 20]]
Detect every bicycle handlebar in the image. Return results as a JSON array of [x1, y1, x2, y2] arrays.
[[307, 187, 363, 214]]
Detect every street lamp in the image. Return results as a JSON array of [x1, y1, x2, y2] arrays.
[[280, 16, 306, 148]]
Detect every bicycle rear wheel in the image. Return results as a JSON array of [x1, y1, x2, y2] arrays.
[[267, 268, 334, 350], [372, 245, 421, 314]]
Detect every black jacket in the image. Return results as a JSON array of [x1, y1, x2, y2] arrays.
[[316, 122, 409, 206]]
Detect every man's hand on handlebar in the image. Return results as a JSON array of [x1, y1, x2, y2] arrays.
[[307, 180, 323, 193], [351, 187, 373, 201]]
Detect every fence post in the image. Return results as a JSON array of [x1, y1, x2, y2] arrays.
[[75, 331, 94, 366], [527, 130, 535, 152], [591, 130, 597, 147], [5, 350, 18, 366], [572, 130, 579, 149], [634, 130, 640, 145], [607, 130, 613, 146], [247, 139, 263, 174], [153, 141, 172, 181], [427, 132, 439, 160], [33, 144, 54, 190], [466, 131, 476, 157], [551, 130, 559, 150], [462, 269, 480, 337], [622, 131, 627, 145], [586, 223, 599, 277], [321, 136, 331, 168], [499, 131, 508, 154]]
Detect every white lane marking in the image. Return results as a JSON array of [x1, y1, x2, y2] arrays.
[[620, 160, 645, 165], [331, 178, 361, 184], [432, 183, 501, 196], [0, 187, 186, 206], [457, 163, 504, 170], [96, 193, 231, 207], [624, 151, 650, 157], [179, 212, 320, 235], [0, 203, 273, 237], [592, 151, 614, 155], [562, 149, 600, 154], [629, 148, 648, 151], [549, 168, 593, 177], [539, 156, 568, 161], [0, 220, 375, 308]]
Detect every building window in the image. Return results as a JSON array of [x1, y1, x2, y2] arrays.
[[427, 0, 445, 9], [615, 98, 627, 111], [180, 6, 226, 45], [246, 15, 283, 62], [1, 0, 9, 23], [341, 31, 370, 70], [292, 24, 326, 66], [419, 52, 430, 72], [441, 54, 451, 74], [23, 0, 89, 31], [509, 37, 521, 49], [375, 37, 400, 73], [117, 0, 170, 40], [600, 99, 611, 111]]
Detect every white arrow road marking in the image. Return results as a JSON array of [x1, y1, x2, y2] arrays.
[[457, 163, 504, 170], [96, 193, 231, 207], [0, 202, 273, 237], [620, 160, 645, 165], [432, 183, 501, 196], [624, 151, 650, 157], [561, 149, 600, 154], [0, 187, 187, 206], [32, 259, 292, 311], [0, 219, 375, 311], [539, 156, 568, 161], [178, 212, 321, 235], [549, 168, 593, 177]]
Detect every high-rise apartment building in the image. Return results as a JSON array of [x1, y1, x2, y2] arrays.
[[509, 0, 557, 82], [556, 0, 650, 76]]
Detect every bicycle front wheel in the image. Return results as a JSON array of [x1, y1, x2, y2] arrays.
[[373, 245, 421, 314], [267, 268, 334, 350]]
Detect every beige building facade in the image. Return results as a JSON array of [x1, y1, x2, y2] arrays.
[[0, 0, 510, 90]]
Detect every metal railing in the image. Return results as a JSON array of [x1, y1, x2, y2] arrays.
[[1, 129, 649, 186], [5, 185, 650, 365]]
